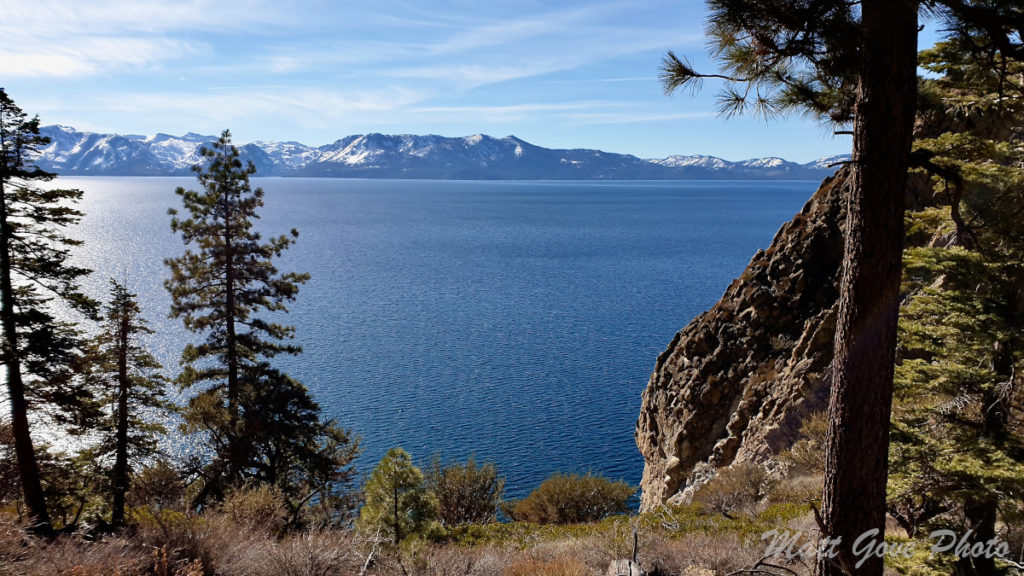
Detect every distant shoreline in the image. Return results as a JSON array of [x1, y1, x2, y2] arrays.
[[39, 125, 846, 181]]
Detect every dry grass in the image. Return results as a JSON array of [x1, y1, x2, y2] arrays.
[[0, 515, 795, 576], [0, 498, 823, 576], [642, 532, 800, 576], [502, 555, 589, 576], [0, 515, 150, 576], [240, 531, 364, 576]]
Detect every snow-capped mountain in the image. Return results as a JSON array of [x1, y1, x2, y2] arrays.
[[652, 155, 731, 170], [35, 126, 848, 180]]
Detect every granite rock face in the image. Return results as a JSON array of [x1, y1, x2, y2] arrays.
[[635, 170, 849, 511]]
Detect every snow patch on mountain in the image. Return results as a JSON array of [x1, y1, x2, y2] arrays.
[[34, 125, 849, 180], [652, 155, 731, 170]]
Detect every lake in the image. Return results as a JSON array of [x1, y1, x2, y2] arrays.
[[61, 177, 819, 500]]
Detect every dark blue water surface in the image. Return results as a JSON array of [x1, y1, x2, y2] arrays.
[[64, 177, 818, 499]]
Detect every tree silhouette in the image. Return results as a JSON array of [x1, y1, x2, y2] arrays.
[[0, 87, 95, 533], [82, 280, 170, 527]]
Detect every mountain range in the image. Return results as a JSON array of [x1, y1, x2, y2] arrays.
[[37, 125, 847, 180]]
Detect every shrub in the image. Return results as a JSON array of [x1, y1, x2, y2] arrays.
[[765, 474, 822, 505], [641, 532, 767, 576], [257, 531, 362, 576], [777, 411, 828, 476], [427, 454, 504, 527], [218, 484, 288, 534], [502, 473, 634, 524], [357, 447, 437, 544], [0, 516, 150, 576], [691, 461, 765, 518], [127, 460, 187, 512], [129, 508, 215, 570]]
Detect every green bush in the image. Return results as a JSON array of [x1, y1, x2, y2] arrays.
[[502, 473, 634, 524], [357, 447, 437, 544], [427, 454, 504, 527]]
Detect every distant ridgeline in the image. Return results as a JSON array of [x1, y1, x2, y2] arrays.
[[37, 125, 846, 180]]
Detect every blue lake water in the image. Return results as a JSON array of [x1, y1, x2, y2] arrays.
[[62, 177, 819, 500]]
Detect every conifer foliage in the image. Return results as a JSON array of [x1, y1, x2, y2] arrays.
[[165, 130, 307, 413], [82, 280, 170, 527], [887, 38, 1024, 576], [165, 130, 357, 510], [0, 87, 96, 533], [359, 448, 437, 544]]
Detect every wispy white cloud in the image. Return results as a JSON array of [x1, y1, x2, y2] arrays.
[[426, 4, 614, 56], [0, 0, 290, 77], [0, 0, 292, 37], [387, 64, 554, 87], [387, 32, 698, 90], [0, 37, 201, 78], [403, 101, 607, 123], [4, 0, 794, 160], [547, 77, 659, 84], [561, 111, 717, 124], [414, 102, 609, 114], [405, 101, 715, 125], [50, 85, 432, 140]]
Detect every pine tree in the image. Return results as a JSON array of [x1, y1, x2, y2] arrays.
[[81, 280, 170, 527], [890, 242, 1024, 574], [887, 39, 1024, 576], [0, 87, 95, 533], [165, 130, 357, 510], [659, 5, 1023, 575], [358, 447, 437, 544]]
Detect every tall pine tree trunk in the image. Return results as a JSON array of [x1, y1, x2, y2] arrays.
[[816, 2, 918, 575], [222, 198, 243, 483], [111, 312, 130, 527], [957, 498, 998, 576], [0, 180, 52, 533]]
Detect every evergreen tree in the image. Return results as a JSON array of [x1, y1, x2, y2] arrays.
[[358, 447, 437, 544], [197, 364, 360, 524], [887, 39, 1024, 576], [659, 5, 1022, 575], [0, 87, 95, 533], [166, 129, 307, 413], [165, 130, 357, 509], [890, 243, 1024, 574], [82, 280, 170, 527]]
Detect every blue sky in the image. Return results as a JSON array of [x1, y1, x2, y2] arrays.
[[1, 1, 923, 162]]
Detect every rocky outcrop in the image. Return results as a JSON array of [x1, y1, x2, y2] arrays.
[[635, 169, 849, 511]]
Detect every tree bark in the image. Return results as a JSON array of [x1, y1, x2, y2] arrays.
[[816, 2, 919, 576], [111, 310, 130, 527], [221, 183, 242, 482], [957, 498, 998, 576], [222, 184, 238, 413], [0, 177, 52, 534]]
